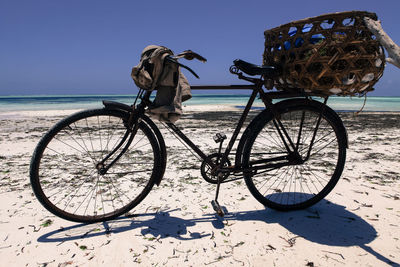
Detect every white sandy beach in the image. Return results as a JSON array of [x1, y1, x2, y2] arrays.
[[0, 105, 399, 266]]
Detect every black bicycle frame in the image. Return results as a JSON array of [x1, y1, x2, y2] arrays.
[[161, 84, 315, 177], [101, 84, 325, 179], [164, 86, 259, 171]]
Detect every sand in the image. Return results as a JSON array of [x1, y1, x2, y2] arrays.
[[0, 105, 399, 266]]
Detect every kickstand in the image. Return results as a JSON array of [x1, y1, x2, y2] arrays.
[[211, 173, 225, 217]]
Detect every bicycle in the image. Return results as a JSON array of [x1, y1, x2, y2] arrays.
[[30, 58, 347, 223]]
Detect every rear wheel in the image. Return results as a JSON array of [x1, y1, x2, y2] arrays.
[[30, 109, 160, 223], [242, 100, 346, 211]]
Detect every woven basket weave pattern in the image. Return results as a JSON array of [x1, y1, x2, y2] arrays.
[[263, 11, 385, 96]]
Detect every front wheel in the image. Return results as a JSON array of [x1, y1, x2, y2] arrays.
[[242, 99, 347, 211], [30, 109, 161, 223]]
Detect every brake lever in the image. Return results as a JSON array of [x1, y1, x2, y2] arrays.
[[176, 50, 207, 62]]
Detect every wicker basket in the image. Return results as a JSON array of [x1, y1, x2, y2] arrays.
[[263, 11, 385, 96]]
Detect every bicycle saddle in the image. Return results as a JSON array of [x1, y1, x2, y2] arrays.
[[233, 59, 279, 77]]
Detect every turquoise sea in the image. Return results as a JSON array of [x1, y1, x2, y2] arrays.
[[0, 94, 399, 112]]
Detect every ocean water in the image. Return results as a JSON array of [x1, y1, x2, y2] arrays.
[[0, 94, 399, 112]]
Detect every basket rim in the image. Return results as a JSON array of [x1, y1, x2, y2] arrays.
[[264, 11, 378, 35]]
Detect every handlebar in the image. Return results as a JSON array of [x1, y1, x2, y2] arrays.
[[165, 56, 200, 78]]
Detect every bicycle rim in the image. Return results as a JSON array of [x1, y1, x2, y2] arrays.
[[243, 103, 346, 210], [30, 109, 159, 222]]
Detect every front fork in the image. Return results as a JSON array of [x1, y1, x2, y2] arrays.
[[96, 106, 143, 175]]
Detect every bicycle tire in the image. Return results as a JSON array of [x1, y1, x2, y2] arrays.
[[242, 99, 346, 211], [140, 115, 167, 186], [30, 108, 161, 223]]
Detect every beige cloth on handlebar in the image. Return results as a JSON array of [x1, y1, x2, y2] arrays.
[[131, 45, 191, 123]]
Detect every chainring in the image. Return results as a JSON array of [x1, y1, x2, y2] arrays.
[[200, 153, 231, 184]]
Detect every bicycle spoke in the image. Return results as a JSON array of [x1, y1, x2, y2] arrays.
[[98, 177, 106, 217], [57, 172, 97, 210], [85, 118, 96, 157], [104, 117, 122, 152], [97, 115, 104, 159], [263, 166, 290, 197], [106, 170, 153, 175], [106, 174, 129, 206], [52, 135, 92, 160], [70, 122, 98, 163], [40, 148, 91, 169], [72, 180, 98, 215]]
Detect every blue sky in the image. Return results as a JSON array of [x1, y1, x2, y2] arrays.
[[1, 0, 400, 96]]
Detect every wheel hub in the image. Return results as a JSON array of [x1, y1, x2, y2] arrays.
[[288, 152, 304, 165], [96, 162, 107, 175]]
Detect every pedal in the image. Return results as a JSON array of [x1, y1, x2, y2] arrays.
[[213, 133, 227, 143], [211, 200, 225, 217]]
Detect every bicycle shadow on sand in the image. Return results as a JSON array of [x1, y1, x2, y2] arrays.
[[37, 200, 397, 266]]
